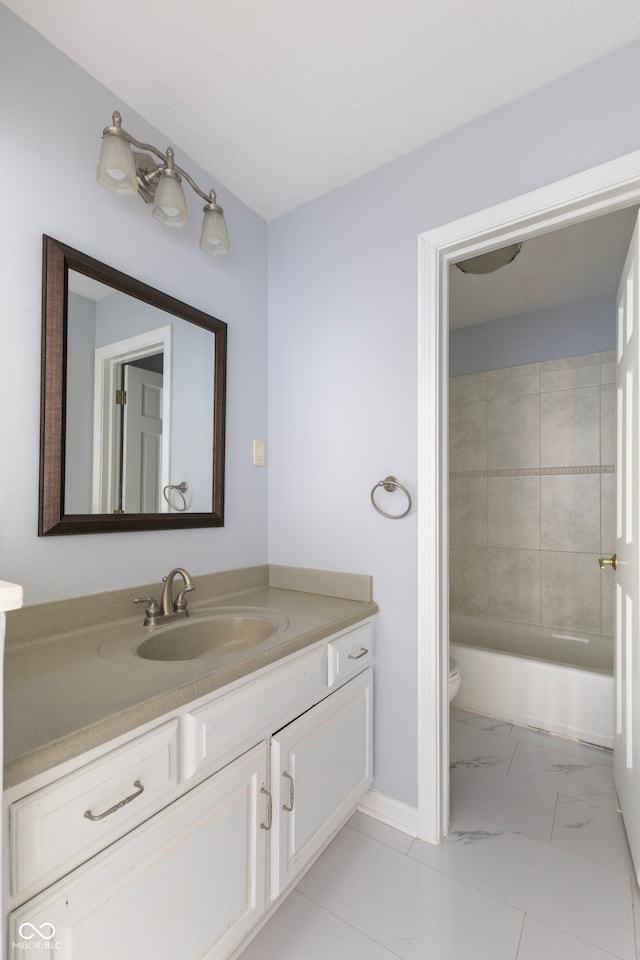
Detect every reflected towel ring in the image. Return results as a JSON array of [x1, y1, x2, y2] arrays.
[[370, 476, 412, 519], [163, 481, 188, 512]]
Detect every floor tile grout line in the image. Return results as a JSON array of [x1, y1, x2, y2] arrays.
[[451, 769, 631, 864], [394, 827, 532, 931], [505, 736, 520, 778], [405, 816, 621, 950], [285, 807, 634, 960], [454, 719, 622, 812], [513, 911, 526, 960], [456, 718, 515, 740], [343, 821, 533, 923], [452, 713, 634, 867], [294, 887, 403, 960], [507, 730, 614, 764], [459, 715, 612, 766], [506, 768, 621, 813], [518, 912, 629, 960], [347, 818, 414, 857], [548, 789, 560, 850], [412, 809, 635, 957], [451, 720, 609, 784], [448, 710, 636, 955], [453, 708, 614, 766], [451, 719, 578, 800], [631, 876, 640, 960]]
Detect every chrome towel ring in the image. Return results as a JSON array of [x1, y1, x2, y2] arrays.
[[163, 481, 188, 512], [370, 476, 412, 519]]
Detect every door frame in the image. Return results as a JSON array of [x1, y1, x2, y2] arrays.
[[92, 325, 172, 513], [417, 149, 640, 844]]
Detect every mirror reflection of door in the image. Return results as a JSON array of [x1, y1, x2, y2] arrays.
[[118, 356, 163, 513], [92, 327, 172, 514]]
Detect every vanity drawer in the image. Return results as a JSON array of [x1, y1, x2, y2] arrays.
[[9, 719, 180, 899], [327, 620, 374, 686], [184, 645, 326, 780]]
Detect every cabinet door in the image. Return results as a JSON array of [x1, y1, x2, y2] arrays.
[[270, 668, 372, 898], [8, 743, 269, 960]]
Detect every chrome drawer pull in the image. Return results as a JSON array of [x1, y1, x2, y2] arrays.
[[260, 787, 272, 830], [282, 771, 295, 812], [84, 780, 144, 821], [348, 647, 368, 660]]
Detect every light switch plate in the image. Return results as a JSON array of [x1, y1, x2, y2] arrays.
[[253, 439, 266, 466]]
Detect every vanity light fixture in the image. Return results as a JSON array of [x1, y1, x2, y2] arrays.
[[455, 242, 522, 275], [97, 111, 230, 256]]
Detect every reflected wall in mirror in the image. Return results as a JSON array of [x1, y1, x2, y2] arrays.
[[39, 235, 227, 535]]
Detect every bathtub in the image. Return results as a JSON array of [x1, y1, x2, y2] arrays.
[[450, 613, 614, 749]]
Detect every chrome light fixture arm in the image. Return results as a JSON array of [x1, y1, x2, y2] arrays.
[[103, 113, 206, 201], [98, 111, 230, 255]]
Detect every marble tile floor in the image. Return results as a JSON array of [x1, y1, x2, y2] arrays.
[[240, 708, 640, 960]]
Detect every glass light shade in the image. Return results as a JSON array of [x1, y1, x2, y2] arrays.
[[152, 174, 188, 228], [199, 206, 230, 256], [456, 243, 522, 275], [96, 133, 138, 195]]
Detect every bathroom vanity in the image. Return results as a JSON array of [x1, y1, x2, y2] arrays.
[[3, 566, 376, 959]]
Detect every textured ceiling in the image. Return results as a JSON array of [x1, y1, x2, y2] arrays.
[[6, 0, 640, 220]]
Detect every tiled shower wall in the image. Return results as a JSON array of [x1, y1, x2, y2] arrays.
[[449, 351, 615, 637]]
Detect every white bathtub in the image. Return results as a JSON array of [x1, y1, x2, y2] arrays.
[[450, 613, 614, 748]]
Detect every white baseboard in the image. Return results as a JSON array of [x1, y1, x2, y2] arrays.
[[357, 788, 418, 837]]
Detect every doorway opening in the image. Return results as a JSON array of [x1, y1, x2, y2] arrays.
[[417, 150, 640, 847], [92, 325, 172, 513]]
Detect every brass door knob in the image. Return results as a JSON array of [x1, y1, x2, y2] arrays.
[[599, 554, 617, 571]]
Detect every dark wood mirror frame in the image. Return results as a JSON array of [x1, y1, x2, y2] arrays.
[[39, 235, 227, 535]]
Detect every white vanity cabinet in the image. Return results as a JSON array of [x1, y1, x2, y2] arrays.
[[5, 618, 374, 960], [8, 743, 268, 960]]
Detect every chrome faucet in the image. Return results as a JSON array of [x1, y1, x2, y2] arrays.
[[133, 568, 196, 627], [161, 568, 196, 618]]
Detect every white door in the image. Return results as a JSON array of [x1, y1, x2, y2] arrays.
[[614, 211, 640, 881], [122, 364, 163, 512]]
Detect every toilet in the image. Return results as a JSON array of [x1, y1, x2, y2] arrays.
[[448, 657, 461, 702]]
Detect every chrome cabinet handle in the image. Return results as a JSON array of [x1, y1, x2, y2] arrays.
[[348, 647, 368, 660], [84, 780, 144, 821], [282, 771, 295, 812], [260, 787, 272, 830]]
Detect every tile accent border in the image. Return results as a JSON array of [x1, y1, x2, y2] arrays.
[[451, 465, 615, 478]]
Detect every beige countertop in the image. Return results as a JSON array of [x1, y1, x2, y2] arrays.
[[4, 566, 377, 788]]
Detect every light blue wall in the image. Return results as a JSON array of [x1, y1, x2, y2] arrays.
[[450, 294, 616, 376], [0, 6, 268, 604], [267, 43, 640, 805]]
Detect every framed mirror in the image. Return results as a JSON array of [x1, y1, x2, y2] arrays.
[[39, 235, 227, 535]]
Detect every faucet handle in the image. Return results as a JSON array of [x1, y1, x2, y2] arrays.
[[132, 596, 161, 620]]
